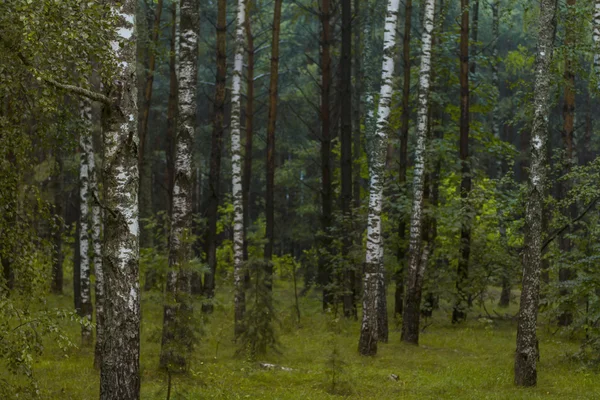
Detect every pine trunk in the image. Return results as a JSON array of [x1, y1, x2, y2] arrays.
[[358, 0, 400, 356], [99, 2, 141, 398], [232, 0, 247, 336], [514, 0, 557, 387], [401, 0, 435, 345], [203, 0, 228, 311], [352, 0, 362, 209], [453, 0, 471, 324]]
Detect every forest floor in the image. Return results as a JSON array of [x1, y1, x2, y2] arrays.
[[23, 283, 600, 399]]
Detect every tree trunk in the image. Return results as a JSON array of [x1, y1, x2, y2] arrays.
[[139, 0, 164, 250], [470, 0, 479, 75], [452, 0, 471, 324], [395, 0, 412, 318], [51, 153, 64, 294], [340, 0, 355, 319], [79, 100, 93, 347], [400, 0, 435, 345], [358, 0, 400, 356], [514, 0, 557, 387], [319, 0, 334, 310], [595, 1, 600, 93], [557, 0, 576, 328], [243, 0, 255, 262], [232, 0, 247, 337], [352, 0, 362, 210], [264, 0, 283, 280], [203, 0, 228, 312], [99, 2, 141, 399]]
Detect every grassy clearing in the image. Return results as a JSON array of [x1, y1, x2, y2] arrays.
[[18, 283, 600, 399]]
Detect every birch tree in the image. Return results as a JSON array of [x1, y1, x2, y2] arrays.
[[79, 100, 93, 347], [161, 0, 199, 369], [231, 0, 247, 336], [401, 0, 436, 345], [358, 0, 400, 356], [514, 0, 558, 387], [99, 1, 140, 398]]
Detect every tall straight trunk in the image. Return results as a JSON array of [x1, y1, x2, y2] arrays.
[[79, 100, 93, 346], [595, 1, 600, 92], [452, 0, 471, 324], [51, 154, 64, 294], [514, 0, 557, 387], [99, 2, 140, 399], [139, 0, 164, 249], [470, 0, 479, 75], [400, 0, 436, 345], [352, 0, 362, 209], [395, 0, 412, 318], [264, 0, 283, 273], [319, 0, 334, 309], [340, 0, 355, 318], [74, 193, 81, 311], [90, 104, 104, 369], [243, 0, 255, 262], [160, 0, 199, 369], [203, 0, 227, 311], [557, 0, 576, 327], [358, 0, 400, 356], [231, 0, 247, 336]]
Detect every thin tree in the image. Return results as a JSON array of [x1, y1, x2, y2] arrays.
[[352, 0, 362, 210], [79, 100, 93, 346], [203, 0, 228, 311], [264, 0, 283, 275], [452, 0, 471, 323], [595, 1, 600, 88], [514, 0, 558, 387], [231, 0, 247, 336], [99, 1, 140, 398], [358, 0, 400, 356], [395, 0, 412, 318], [401, 0, 436, 345]]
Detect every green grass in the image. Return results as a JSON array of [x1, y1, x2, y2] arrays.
[[18, 284, 600, 399]]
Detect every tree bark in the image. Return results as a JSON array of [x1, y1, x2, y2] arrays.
[[51, 153, 64, 294], [514, 0, 557, 387], [232, 0, 247, 337], [452, 0, 471, 324], [264, 0, 283, 278], [395, 0, 413, 318], [160, 0, 199, 369], [79, 100, 93, 347], [319, 0, 334, 310], [401, 0, 436, 345], [203, 0, 228, 311], [99, 2, 141, 399], [358, 0, 400, 356], [352, 0, 362, 210], [139, 0, 164, 250]]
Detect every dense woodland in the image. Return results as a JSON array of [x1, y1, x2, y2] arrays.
[[3, 0, 600, 398]]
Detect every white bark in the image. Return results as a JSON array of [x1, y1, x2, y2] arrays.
[[400, 0, 435, 345], [359, 0, 400, 356], [79, 100, 93, 346], [231, 0, 246, 334], [100, 1, 140, 398]]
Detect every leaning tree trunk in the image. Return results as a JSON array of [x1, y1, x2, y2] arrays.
[[264, 0, 283, 276], [160, 0, 199, 370], [319, 0, 334, 310], [452, 0, 472, 324], [340, 0, 355, 319], [358, 0, 400, 356], [99, 2, 140, 399], [79, 100, 93, 347], [394, 0, 412, 318], [400, 0, 436, 346], [203, 0, 227, 311], [231, 0, 247, 337], [514, 0, 558, 387]]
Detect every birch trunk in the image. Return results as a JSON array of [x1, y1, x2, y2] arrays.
[[99, 1, 140, 398], [231, 0, 247, 336], [161, 0, 199, 369], [514, 0, 557, 387], [400, 0, 436, 345], [242, 0, 254, 262], [358, 0, 400, 356], [79, 100, 93, 347]]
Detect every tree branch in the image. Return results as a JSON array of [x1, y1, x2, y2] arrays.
[[542, 196, 600, 251]]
